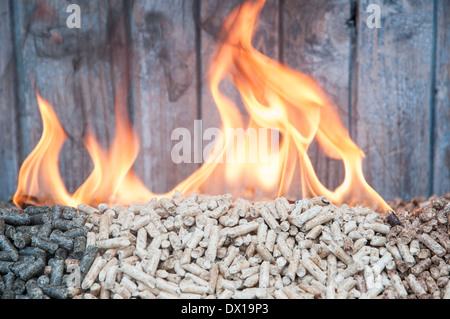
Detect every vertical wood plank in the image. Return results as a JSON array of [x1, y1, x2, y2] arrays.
[[433, 0, 450, 195], [0, 0, 19, 201], [352, 0, 434, 201], [130, 0, 200, 194], [200, 0, 279, 197], [13, 0, 127, 194], [282, 0, 352, 198]]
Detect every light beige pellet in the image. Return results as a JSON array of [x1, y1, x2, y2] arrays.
[[82, 257, 107, 290], [259, 207, 281, 233]]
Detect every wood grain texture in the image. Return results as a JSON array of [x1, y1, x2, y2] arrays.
[[433, 0, 450, 195], [130, 0, 200, 194], [200, 0, 279, 197], [0, 0, 447, 202], [0, 0, 19, 201], [12, 0, 128, 194], [352, 0, 435, 201], [282, 0, 352, 198]]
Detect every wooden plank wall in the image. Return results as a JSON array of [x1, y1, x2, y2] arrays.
[[352, 0, 435, 201], [130, 0, 200, 194], [10, 0, 129, 195], [0, 0, 448, 202], [434, 0, 450, 197], [0, 1, 19, 199], [282, 0, 352, 197]]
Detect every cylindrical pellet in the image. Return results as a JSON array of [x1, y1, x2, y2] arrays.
[[2, 211, 30, 226], [10, 257, 34, 277], [13, 232, 34, 249], [64, 227, 88, 238], [73, 236, 87, 259], [0, 261, 13, 274], [0, 250, 19, 262], [18, 258, 45, 281], [26, 279, 44, 299], [80, 246, 99, 274], [12, 278, 26, 295], [62, 207, 77, 220], [24, 206, 50, 216], [37, 223, 53, 239], [50, 259, 64, 286], [4, 271, 15, 290], [40, 284, 69, 299], [52, 206, 63, 220], [54, 248, 68, 260], [0, 235, 17, 252], [31, 236, 58, 254], [29, 213, 51, 225], [53, 219, 74, 232], [18, 247, 46, 260], [0, 217, 5, 235], [50, 230, 74, 250]]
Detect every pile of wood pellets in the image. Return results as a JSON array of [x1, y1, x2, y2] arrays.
[[0, 206, 89, 299], [1, 192, 449, 299]]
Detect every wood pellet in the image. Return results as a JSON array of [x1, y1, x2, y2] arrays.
[[1, 193, 449, 299]]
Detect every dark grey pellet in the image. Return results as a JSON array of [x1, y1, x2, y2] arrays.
[[54, 248, 68, 260], [0, 234, 17, 252], [4, 225, 16, 241], [26, 279, 44, 299], [50, 230, 74, 250], [72, 214, 87, 228], [386, 211, 402, 227], [12, 278, 26, 295], [15, 294, 31, 299], [24, 206, 51, 216], [4, 271, 15, 290], [0, 217, 5, 235], [62, 207, 77, 220], [37, 275, 50, 287], [31, 236, 58, 254], [0, 261, 13, 274], [18, 258, 45, 281], [19, 247, 46, 260], [0, 275, 4, 294], [49, 259, 64, 286], [72, 236, 87, 259], [61, 274, 71, 287], [29, 213, 52, 225], [2, 210, 30, 226], [0, 250, 19, 262], [64, 226, 88, 238], [80, 246, 99, 274], [39, 284, 68, 299], [1, 290, 15, 299], [13, 232, 34, 249], [37, 222, 53, 239], [11, 257, 35, 276], [53, 219, 74, 231], [52, 206, 63, 220], [15, 225, 39, 235]]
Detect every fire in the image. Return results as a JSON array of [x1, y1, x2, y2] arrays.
[[13, 0, 391, 212]]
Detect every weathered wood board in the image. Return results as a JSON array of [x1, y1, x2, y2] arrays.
[[12, 0, 127, 194], [352, 0, 435, 201], [130, 0, 200, 194], [433, 0, 450, 196], [282, 0, 352, 198], [0, 0, 19, 201]]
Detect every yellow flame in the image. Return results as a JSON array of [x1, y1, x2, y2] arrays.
[[14, 0, 391, 212]]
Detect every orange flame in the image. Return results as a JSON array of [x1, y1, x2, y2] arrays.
[[13, 0, 391, 212]]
